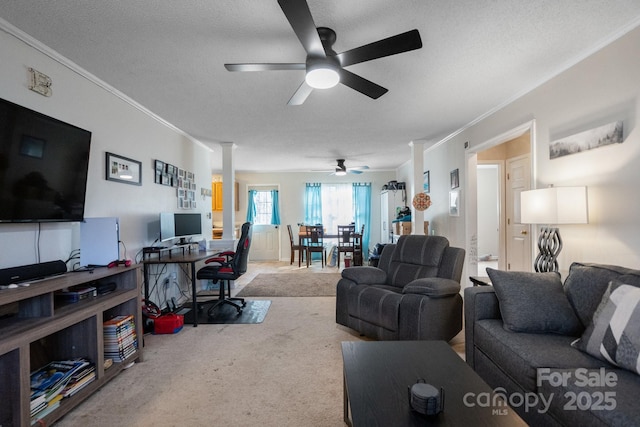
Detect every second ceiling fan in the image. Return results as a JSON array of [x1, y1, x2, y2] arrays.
[[224, 0, 423, 105]]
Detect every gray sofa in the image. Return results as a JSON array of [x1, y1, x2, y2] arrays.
[[465, 262, 640, 426], [336, 235, 465, 341]]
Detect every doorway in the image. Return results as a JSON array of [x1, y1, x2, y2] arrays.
[[468, 122, 534, 276], [247, 185, 280, 261]]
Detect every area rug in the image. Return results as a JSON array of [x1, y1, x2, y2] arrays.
[[235, 273, 341, 297], [182, 300, 271, 324]]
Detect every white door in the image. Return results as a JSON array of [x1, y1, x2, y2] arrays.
[[250, 224, 280, 261], [506, 155, 532, 271]]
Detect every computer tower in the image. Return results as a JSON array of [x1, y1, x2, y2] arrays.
[[80, 217, 120, 267]]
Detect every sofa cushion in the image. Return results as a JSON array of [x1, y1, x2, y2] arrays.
[[402, 277, 460, 298], [486, 268, 582, 335], [564, 262, 640, 328], [386, 236, 448, 288], [474, 319, 607, 392], [573, 280, 640, 375]]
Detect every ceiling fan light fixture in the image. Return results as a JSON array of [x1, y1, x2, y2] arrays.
[[305, 59, 340, 89], [335, 169, 347, 176]]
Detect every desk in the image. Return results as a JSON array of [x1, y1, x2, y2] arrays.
[[143, 251, 216, 327]]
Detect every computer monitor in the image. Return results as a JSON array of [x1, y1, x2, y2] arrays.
[[174, 213, 202, 244], [159, 212, 175, 242]]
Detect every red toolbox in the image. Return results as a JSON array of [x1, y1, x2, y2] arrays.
[[153, 313, 184, 334]]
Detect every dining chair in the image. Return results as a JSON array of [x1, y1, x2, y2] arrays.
[[353, 224, 365, 266], [336, 224, 356, 268], [305, 225, 326, 268], [287, 224, 305, 267]]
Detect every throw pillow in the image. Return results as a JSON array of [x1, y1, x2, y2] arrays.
[[572, 281, 640, 375], [486, 268, 582, 335]]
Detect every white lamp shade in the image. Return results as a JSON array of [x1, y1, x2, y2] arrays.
[[521, 186, 588, 225]]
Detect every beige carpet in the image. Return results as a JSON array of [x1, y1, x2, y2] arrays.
[[55, 297, 364, 427], [235, 273, 341, 297]]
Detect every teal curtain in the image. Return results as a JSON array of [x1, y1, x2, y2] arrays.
[[270, 190, 281, 225], [246, 189, 257, 223], [304, 183, 322, 225], [353, 182, 371, 254]]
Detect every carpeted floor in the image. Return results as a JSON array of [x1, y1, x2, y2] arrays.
[[235, 272, 341, 297], [55, 297, 364, 427]]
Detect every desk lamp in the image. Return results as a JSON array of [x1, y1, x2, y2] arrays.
[[520, 186, 588, 272]]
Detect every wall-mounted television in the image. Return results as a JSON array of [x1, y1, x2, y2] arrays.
[[0, 97, 92, 223], [159, 212, 202, 244]]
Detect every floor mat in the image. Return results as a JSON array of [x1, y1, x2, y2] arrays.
[[183, 300, 271, 324]]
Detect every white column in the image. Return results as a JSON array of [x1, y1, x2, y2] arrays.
[[409, 140, 426, 235], [221, 142, 236, 241]]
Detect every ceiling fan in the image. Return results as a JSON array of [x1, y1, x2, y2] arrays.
[[224, 0, 423, 105], [315, 159, 369, 175]]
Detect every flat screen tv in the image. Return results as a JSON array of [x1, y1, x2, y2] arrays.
[[0, 97, 92, 222]]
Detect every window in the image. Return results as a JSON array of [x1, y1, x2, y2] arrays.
[[252, 191, 273, 224], [247, 189, 280, 225], [321, 183, 353, 232]]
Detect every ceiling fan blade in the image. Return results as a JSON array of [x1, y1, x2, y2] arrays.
[[278, 0, 325, 57], [336, 29, 422, 67], [288, 81, 314, 105], [338, 69, 388, 99], [224, 63, 305, 72], [349, 165, 370, 171], [348, 169, 363, 175]]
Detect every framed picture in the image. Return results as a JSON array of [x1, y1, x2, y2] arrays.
[[450, 168, 459, 189], [154, 160, 164, 184], [423, 171, 430, 193], [106, 152, 142, 185], [449, 190, 460, 216]]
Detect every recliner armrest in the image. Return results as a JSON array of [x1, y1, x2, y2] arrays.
[[402, 278, 460, 298], [341, 266, 387, 285]]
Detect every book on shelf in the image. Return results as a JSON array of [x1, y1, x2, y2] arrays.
[[30, 358, 94, 419], [103, 314, 138, 362]]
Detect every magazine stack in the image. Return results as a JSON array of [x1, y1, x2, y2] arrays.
[[103, 314, 138, 362], [30, 358, 96, 424]]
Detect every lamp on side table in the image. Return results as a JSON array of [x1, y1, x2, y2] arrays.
[[521, 186, 588, 272]]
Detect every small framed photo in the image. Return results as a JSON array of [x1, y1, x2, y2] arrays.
[[423, 171, 430, 193], [450, 168, 459, 189], [106, 152, 142, 186], [449, 190, 460, 217]]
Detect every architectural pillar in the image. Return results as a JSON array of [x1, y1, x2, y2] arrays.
[[221, 142, 236, 242], [409, 140, 426, 235]]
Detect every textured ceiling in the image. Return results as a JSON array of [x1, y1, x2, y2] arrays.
[[2, 1, 640, 173]]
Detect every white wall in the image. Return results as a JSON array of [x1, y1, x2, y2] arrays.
[[0, 27, 212, 270], [235, 171, 396, 259], [420, 25, 640, 282]]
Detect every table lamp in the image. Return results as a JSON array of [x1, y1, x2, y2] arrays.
[[520, 186, 588, 272]]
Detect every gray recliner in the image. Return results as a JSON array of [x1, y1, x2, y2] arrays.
[[336, 235, 465, 341]]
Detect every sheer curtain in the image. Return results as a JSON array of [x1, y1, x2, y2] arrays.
[[353, 182, 371, 253], [304, 183, 323, 225]]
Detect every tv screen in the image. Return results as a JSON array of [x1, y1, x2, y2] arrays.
[[0, 97, 91, 222]]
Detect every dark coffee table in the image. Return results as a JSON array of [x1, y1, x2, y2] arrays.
[[341, 340, 526, 426]]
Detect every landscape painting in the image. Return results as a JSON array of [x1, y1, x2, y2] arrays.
[[549, 120, 623, 159]]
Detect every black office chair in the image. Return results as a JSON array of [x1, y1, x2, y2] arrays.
[[196, 222, 252, 316]]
